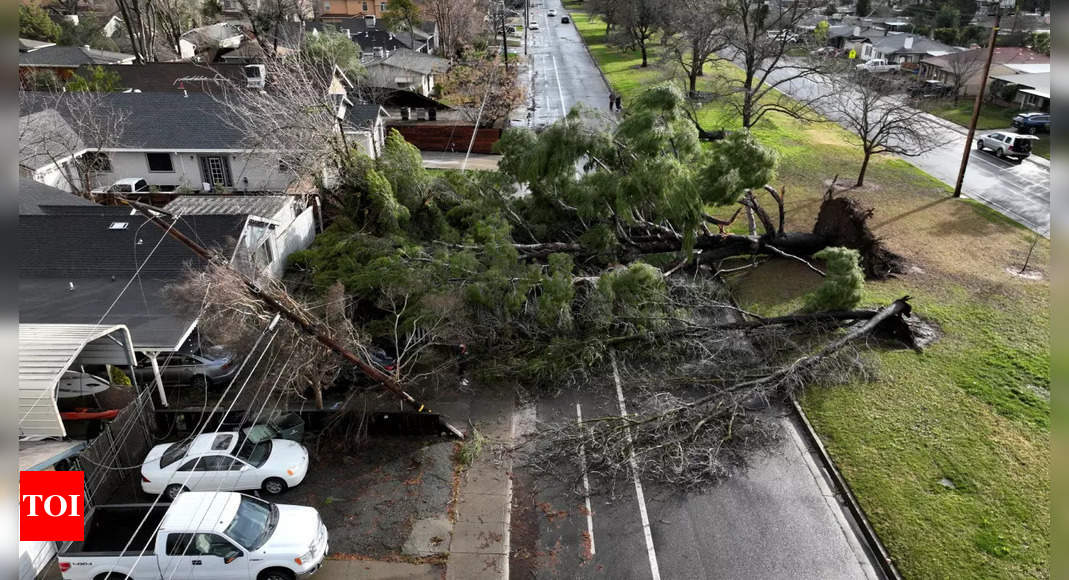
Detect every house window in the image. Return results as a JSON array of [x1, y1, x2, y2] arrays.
[[146, 153, 174, 172], [362, 1, 368, 10], [81, 152, 112, 172], [380, 1, 386, 11]]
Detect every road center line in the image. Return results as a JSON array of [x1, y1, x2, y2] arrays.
[[551, 54, 567, 117], [575, 403, 596, 556], [611, 355, 662, 580]]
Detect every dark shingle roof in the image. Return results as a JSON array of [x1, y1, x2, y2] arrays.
[[76, 63, 250, 92], [19, 209, 249, 350], [19, 178, 97, 215], [21, 91, 247, 150], [347, 104, 386, 128], [18, 44, 135, 67], [367, 49, 449, 75]]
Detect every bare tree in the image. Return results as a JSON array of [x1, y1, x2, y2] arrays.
[[942, 48, 986, 103], [425, 0, 482, 58], [156, 0, 202, 56], [715, 0, 829, 128], [829, 72, 947, 186], [438, 56, 525, 126], [588, 0, 623, 36], [208, 56, 355, 186], [18, 90, 128, 197], [616, 0, 663, 67], [114, 0, 158, 62], [236, 0, 310, 57], [663, 0, 728, 94]]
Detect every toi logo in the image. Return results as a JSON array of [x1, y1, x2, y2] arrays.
[[20, 471, 85, 541]]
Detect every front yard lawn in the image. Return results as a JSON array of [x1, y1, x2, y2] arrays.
[[568, 5, 1050, 578]]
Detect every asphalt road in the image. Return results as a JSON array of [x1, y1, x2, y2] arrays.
[[520, 0, 613, 128], [510, 380, 880, 579], [754, 60, 1051, 236]]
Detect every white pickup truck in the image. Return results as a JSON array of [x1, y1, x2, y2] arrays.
[[58, 491, 328, 580], [855, 59, 901, 73]]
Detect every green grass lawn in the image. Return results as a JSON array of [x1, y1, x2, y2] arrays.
[[568, 5, 1050, 578], [924, 99, 1050, 160]]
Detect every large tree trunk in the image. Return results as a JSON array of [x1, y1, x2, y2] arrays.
[[640, 42, 648, 67]]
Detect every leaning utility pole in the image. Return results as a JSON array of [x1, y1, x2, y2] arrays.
[[953, 0, 1013, 198], [124, 199, 466, 439]]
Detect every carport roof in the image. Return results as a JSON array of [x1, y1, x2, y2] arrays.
[[18, 323, 136, 440]]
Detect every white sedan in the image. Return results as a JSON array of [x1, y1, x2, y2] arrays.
[[141, 432, 309, 500], [548, 8, 556, 16]]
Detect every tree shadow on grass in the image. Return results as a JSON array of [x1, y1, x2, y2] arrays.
[[870, 197, 952, 232]]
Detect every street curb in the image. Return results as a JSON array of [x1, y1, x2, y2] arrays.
[[790, 398, 903, 580]]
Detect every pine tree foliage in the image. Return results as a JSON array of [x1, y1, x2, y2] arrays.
[[803, 247, 864, 311]]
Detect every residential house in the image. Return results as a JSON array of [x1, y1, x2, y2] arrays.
[[317, 0, 392, 19], [363, 48, 450, 96], [919, 47, 1049, 97], [345, 104, 391, 157], [856, 34, 956, 66], [989, 69, 1050, 110], [314, 15, 439, 54], [18, 39, 135, 87], [375, 88, 455, 121], [163, 195, 318, 278]]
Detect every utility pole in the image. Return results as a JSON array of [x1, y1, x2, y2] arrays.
[[500, 1, 509, 71], [524, 0, 529, 55], [953, 0, 1012, 198], [123, 199, 467, 439]]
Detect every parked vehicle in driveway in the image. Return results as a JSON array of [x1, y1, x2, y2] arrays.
[[976, 132, 1039, 161], [908, 79, 953, 99], [1012, 112, 1050, 134], [141, 431, 309, 499], [856, 59, 900, 73], [133, 350, 237, 389], [58, 491, 328, 580]]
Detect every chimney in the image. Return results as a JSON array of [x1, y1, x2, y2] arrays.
[[904, 36, 913, 50]]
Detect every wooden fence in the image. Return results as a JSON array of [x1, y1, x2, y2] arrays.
[[387, 124, 503, 154], [72, 388, 158, 506]]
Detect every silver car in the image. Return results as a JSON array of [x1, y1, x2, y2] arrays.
[[134, 350, 238, 389]]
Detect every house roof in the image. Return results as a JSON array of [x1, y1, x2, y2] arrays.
[[18, 44, 135, 67], [19, 108, 84, 170], [375, 89, 453, 110], [19, 178, 97, 215], [181, 22, 246, 47], [77, 63, 250, 92], [312, 17, 416, 52], [990, 71, 1050, 98], [987, 47, 1050, 65], [866, 34, 953, 55], [1005, 63, 1051, 74], [347, 103, 388, 128], [921, 47, 1049, 74], [20, 91, 247, 151], [164, 195, 291, 218], [366, 48, 449, 75], [19, 38, 56, 52], [18, 323, 135, 439], [19, 209, 248, 350]]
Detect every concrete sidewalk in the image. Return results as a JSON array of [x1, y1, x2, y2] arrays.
[[318, 559, 442, 579], [446, 398, 516, 580]]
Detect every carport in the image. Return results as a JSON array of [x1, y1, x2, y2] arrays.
[[18, 323, 138, 440]]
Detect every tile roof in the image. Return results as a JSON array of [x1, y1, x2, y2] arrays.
[[18, 44, 135, 67]]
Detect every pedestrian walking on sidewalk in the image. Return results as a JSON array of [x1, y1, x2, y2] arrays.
[[615, 95, 622, 112], [609, 92, 615, 111]]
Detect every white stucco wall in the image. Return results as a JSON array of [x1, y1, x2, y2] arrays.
[[91, 150, 295, 192]]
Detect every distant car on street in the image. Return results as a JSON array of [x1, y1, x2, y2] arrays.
[[133, 350, 238, 389], [141, 431, 310, 499], [548, 8, 556, 16], [529, 20, 540, 30], [976, 131, 1039, 161], [1012, 112, 1050, 134], [856, 58, 900, 73], [561, 15, 570, 23]]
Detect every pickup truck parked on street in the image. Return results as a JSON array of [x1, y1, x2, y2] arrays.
[[856, 59, 900, 73], [58, 491, 328, 580]]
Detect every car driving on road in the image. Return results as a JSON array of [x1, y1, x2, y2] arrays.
[[976, 131, 1039, 162], [548, 8, 556, 16], [141, 431, 310, 500], [1012, 112, 1050, 134]]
